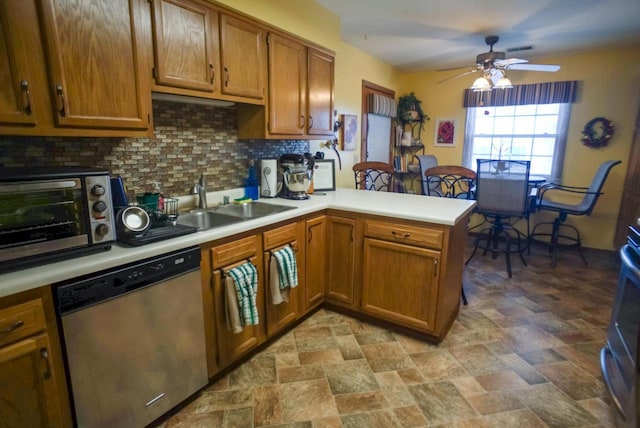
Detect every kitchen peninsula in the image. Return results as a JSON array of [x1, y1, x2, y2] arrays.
[[0, 189, 474, 427]]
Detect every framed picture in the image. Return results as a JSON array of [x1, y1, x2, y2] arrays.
[[312, 159, 336, 191], [340, 114, 358, 151], [434, 118, 456, 147]]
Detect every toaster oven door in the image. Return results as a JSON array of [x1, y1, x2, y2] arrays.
[[0, 178, 89, 263]]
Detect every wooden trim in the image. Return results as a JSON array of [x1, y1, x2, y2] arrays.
[[361, 80, 396, 164]]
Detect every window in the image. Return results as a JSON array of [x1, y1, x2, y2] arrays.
[[463, 102, 571, 179]]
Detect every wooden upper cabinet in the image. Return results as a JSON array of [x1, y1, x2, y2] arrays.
[[0, 1, 41, 126], [307, 48, 334, 136], [151, 0, 219, 93], [38, 0, 150, 129], [219, 14, 264, 100], [268, 33, 306, 136], [237, 31, 334, 140]]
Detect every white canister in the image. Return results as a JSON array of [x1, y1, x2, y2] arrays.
[[260, 159, 278, 197]]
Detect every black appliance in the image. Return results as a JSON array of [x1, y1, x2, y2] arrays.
[[0, 167, 116, 272], [601, 223, 640, 427], [278, 153, 314, 200]]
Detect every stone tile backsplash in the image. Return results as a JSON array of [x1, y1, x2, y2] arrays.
[[0, 100, 309, 198]]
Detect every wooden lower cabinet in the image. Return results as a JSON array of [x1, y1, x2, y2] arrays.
[[263, 222, 302, 336], [361, 237, 440, 332], [208, 235, 266, 369], [0, 288, 72, 428], [325, 215, 358, 307], [304, 216, 327, 310]]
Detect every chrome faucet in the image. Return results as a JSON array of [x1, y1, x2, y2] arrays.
[[193, 174, 207, 209]]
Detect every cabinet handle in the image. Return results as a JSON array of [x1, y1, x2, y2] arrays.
[[299, 115, 305, 129], [40, 347, 52, 379], [308, 226, 313, 243], [55, 84, 66, 117], [209, 63, 215, 84], [20, 80, 32, 115], [391, 230, 410, 239], [308, 115, 314, 129], [1, 320, 24, 334], [350, 225, 354, 242], [224, 66, 229, 87], [433, 259, 438, 277]]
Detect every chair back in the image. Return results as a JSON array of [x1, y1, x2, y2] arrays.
[[424, 165, 476, 199], [416, 155, 438, 195], [582, 160, 622, 214], [475, 159, 531, 216], [353, 161, 395, 191]]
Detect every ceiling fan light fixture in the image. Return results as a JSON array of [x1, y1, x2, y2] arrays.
[[494, 75, 513, 89], [471, 76, 492, 92]]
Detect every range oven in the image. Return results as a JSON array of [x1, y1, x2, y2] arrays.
[[0, 167, 116, 272], [601, 223, 640, 427]]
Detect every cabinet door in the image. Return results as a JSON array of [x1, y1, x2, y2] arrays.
[[0, 0, 40, 126], [38, 0, 150, 129], [212, 256, 265, 368], [0, 334, 66, 428], [151, 0, 219, 92], [263, 244, 299, 336], [326, 216, 357, 306], [306, 48, 334, 136], [267, 33, 306, 135], [219, 14, 264, 100], [305, 216, 327, 310], [361, 238, 440, 333]]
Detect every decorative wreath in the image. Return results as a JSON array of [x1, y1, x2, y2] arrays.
[[581, 117, 614, 148]]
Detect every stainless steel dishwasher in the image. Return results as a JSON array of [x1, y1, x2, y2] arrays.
[[55, 246, 207, 428]]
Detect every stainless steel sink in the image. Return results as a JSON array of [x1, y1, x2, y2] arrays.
[[214, 201, 296, 219], [176, 210, 243, 231]]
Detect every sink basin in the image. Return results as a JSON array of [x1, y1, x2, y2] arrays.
[[176, 210, 243, 231], [214, 201, 296, 219]]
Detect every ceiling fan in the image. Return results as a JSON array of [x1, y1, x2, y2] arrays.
[[438, 36, 560, 88]]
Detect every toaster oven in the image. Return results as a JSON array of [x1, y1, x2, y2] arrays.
[[0, 167, 116, 272]]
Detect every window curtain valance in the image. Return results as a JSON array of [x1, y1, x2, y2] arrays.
[[368, 93, 397, 118], [463, 80, 578, 108]]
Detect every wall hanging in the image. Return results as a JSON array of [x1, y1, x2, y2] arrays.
[[434, 118, 457, 147], [581, 117, 614, 148]]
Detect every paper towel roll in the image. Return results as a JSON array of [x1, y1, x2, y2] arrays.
[[260, 159, 278, 197]]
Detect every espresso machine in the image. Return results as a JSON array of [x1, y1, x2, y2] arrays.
[[278, 153, 314, 200]]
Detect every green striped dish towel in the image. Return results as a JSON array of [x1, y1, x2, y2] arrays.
[[228, 262, 259, 326], [273, 246, 298, 290]]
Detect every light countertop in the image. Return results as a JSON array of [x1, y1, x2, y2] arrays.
[[0, 188, 475, 298]]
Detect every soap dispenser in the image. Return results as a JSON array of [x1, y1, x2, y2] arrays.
[[245, 160, 259, 200]]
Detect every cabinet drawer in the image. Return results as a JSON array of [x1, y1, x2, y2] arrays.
[[263, 223, 297, 250], [0, 299, 46, 346], [364, 220, 443, 249], [211, 235, 259, 269]]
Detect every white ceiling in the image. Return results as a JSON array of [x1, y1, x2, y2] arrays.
[[314, 0, 640, 72]]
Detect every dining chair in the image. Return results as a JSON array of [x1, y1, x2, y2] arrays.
[[423, 164, 477, 305], [353, 161, 395, 191], [424, 165, 476, 199], [416, 154, 438, 195], [530, 159, 621, 267], [466, 159, 531, 278]]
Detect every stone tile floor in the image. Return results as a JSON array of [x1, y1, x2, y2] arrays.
[[158, 240, 621, 427]]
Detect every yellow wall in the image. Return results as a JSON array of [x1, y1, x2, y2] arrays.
[[216, 1, 640, 250]]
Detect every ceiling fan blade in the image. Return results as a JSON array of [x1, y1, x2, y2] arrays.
[[437, 69, 478, 84], [494, 58, 528, 67], [437, 64, 476, 72], [506, 63, 560, 72]]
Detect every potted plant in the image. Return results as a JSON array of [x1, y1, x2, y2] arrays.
[[397, 92, 429, 141]]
